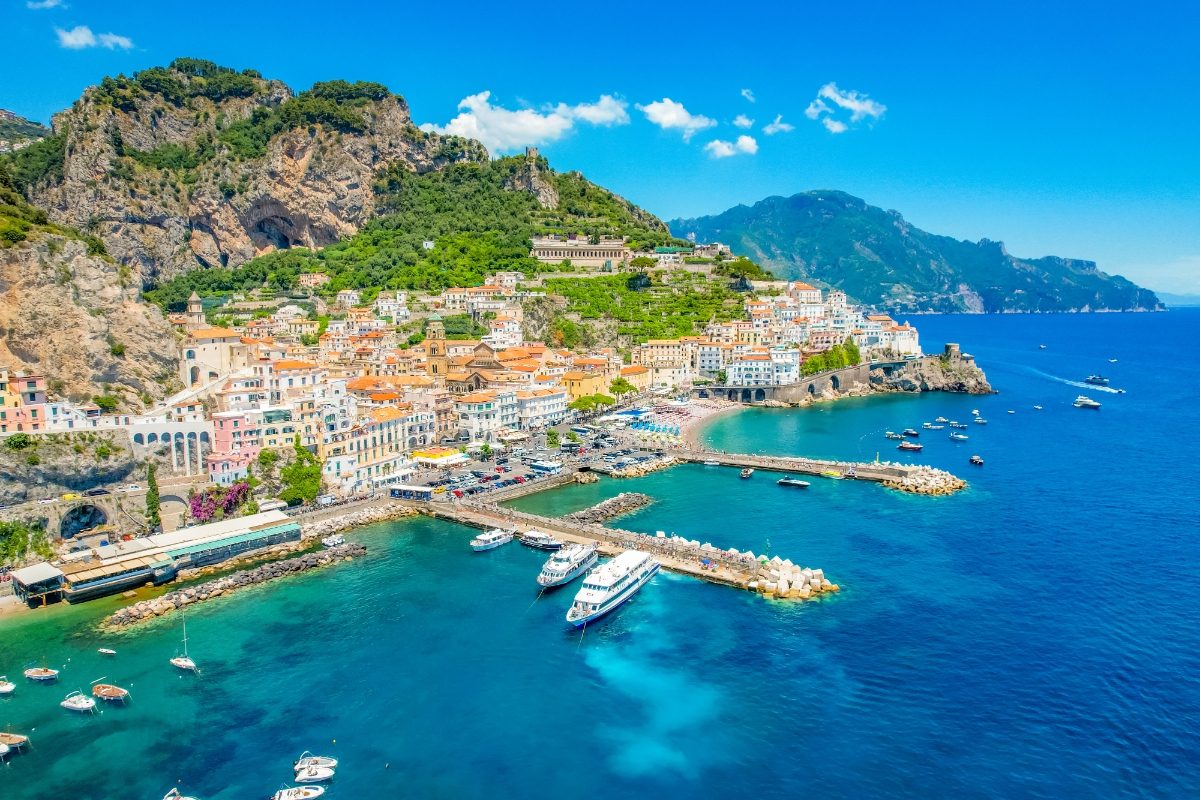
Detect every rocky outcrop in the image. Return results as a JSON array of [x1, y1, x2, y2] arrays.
[[0, 233, 178, 404], [869, 356, 993, 395], [0, 430, 139, 505], [749, 561, 841, 601], [298, 503, 418, 539], [29, 69, 484, 287], [611, 456, 678, 478], [101, 542, 368, 629], [502, 147, 559, 209], [563, 492, 652, 523], [881, 464, 968, 496]]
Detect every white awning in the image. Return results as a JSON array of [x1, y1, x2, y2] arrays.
[[10, 562, 64, 585]]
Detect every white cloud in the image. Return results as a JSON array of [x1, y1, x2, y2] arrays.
[[704, 135, 758, 158], [55, 24, 134, 49], [740, 88, 755, 103], [805, 83, 886, 133], [636, 98, 716, 141], [420, 91, 629, 153], [762, 114, 794, 135], [27, 0, 64, 8], [733, 114, 754, 129]]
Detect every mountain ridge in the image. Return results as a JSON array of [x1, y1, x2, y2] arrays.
[[669, 190, 1162, 313]]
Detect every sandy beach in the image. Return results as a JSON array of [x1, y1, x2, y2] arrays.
[[676, 399, 745, 449]]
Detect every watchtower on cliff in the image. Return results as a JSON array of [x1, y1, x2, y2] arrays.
[[944, 343, 961, 361]]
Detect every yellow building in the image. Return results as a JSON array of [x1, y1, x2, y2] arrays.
[[561, 370, 609, 400]]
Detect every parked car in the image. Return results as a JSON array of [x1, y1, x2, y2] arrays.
[[84, 488, 111, 497], [60, 493, 81, 501], [122, 484, 141, 492]]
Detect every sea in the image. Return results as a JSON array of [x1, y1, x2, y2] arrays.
[[1, 311, 1197, 799]]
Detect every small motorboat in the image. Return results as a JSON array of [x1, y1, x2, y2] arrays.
[[1007, 410, 1015, 414], [921, 422, 933, 429], [897, 441, 923, 452], [92, 682, 130, 702], [60, 690, 96, 713], [294, 752, 339, 771], [927, 424, 945, 430], [739, 468, 754, 479], [470, 528, 513, 552], [0, 675, 14, 695], [0, 731, 31, 749], [1085, 375, 1110, 386], [273, 786, 326, 800], [320, 534, 346, 548], [1033, 405, 1043, 411], [98, 648, 117, 656], [974, 417, 988, 425], [1108, 358, 1118, 363], [777, 477, 811, 488], [23, 667, 58, 682], [970, 455, 985, 466], [949, 432, 969, 442], [162, 788, 199, 800], [971, 409, 980, 416], [519, 530, 564, 551], [1039, 344, 1047, 349], [884, 431, 904, 440], [934, 416, 949, 423], [949, 421, 967, 429], [294, 764, 335, 783], [902, 428, 919, 437], [1073, 395, 1101, 410]]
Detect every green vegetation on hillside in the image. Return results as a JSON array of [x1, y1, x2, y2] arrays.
[[93, 58, 262, 111], [147, 155, 681, 311], [0, 160, 108, 250], [0, 519, 53, 565], [0, 133, 66, 195], [801, 338, 861, 376], [542, 273, 743, 343]]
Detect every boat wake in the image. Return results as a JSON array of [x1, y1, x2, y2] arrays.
[[1027, 369, 1122, 394]]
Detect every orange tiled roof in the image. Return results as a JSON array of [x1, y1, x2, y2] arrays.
[[189, 327, 239, 339], [273, 359, 318, 371]]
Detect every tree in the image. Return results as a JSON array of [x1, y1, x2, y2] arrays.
[[93, 394, 119, 413], [716, 370, 727, 384], [609, 377, 636, 397], [545, 429, 560, 448], [629, 255, 656, 269], [145, 463, 161, 531], [566, 430, 580, 443], [279, 435, 323, 505], [479, 442, 493, 460], [3, 433, 32, 451]]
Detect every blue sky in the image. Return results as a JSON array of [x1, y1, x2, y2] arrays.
[[3, 0, 1199, 293]]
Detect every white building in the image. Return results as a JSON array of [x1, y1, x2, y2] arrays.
[[515, 388, 568, 429], [335, 289, 361, 309], [453, 390, 518, 443]]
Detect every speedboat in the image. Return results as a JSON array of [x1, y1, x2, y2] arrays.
[[970, 455, 984, 466], [0, 676, 14, 696], [519, 530, 564, 551], [897, 441, 923, 452], [1108, 358, 1118, 363], [949, 432, 969, 442], [1085, 375, 1110, 386], [537, 544, 599, 588], [23, 667, 58, 682], [740, 468, 754, 479], [162, 789, 199, 800], [60, 690, 96, 713], [0, 732, 29, 749], [928, 424, 945, 430], [902, 428, 919, 437], [934, 416, 949, 423], [294, 752, 339, 771], [470, 528, 513, 552], [949, 421, 967, 429], [98, 648, 117, 656], [974, 417, 988, 424], [92, 682, 129, 702], [1033, 405, 1043, 411], [272, 788, 326, 800], [566, 551, 659, 628], [1039, 344, 1047, 349], [320, 534, 345, 548], [777, 477, 811, 488], [884, 431, 904, 440], [294, 765, 335, 783], [1073, 395, 1101, 409], [921, 422, 933, 429], [971, 409, 980, 416]]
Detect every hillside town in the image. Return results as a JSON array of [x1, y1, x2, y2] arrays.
[[0, 248, 920, 501]]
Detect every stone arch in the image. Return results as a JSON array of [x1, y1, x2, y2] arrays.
[[185, 350, 195, 360], [727, 389, 738, 402], [409, 436, 417, 448], [807, 383, 816, 396], [147, 432, 159, 444], [831, 374, 841, 391], [200, 431, 210, 444], [207, 371, 218, 382], [189, 365, 201, 385], [740, 389, 752, 403], [60, 504, 108, 540], [754, 388, 766, 402], [133, 433, 145, 445]]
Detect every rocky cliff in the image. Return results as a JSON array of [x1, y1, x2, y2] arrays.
[[869, 356, 993, 395], [22, 61, 485, 288], [0, 228, 178, 405], [0, 430, 140, 505]]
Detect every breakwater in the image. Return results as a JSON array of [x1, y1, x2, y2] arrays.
[[299, 503, 418, 539], [611, 456, 679, 478], [563, 492, 653, 524], [750, 559, 839, 600], [101, 543, 367, 629]]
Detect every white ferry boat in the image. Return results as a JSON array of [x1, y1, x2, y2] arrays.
[[537, 544, 599, 588], [566, 550, 660, 628], [1074, 395, 1102, 410], [470, 528, 513, 552]]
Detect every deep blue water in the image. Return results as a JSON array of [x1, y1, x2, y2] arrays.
[[2, 311, 1197, 799]]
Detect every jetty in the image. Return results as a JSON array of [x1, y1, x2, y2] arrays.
[[671, 448, 966, 495], [419, 500, 839, 601]]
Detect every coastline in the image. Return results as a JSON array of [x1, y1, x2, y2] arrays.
[[680, 401, 745, 449]]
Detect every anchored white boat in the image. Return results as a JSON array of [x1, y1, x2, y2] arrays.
[[23, 666, 58, 682], [777, 476, 811, 488], [519, 530, 564, 551], [162, 788, 199, 800], [949, 432, 969, 442], [98, 648, 117, 656], [294, 752, 339, 771], [934, 416, 949, 423], [470, 528, 513, 552], [537, 544, 599, 588], [170, 612, 198, 672], [294, 764, 335, 783], [974, 417, 988, 425], [1074, 395, 1102, 409], [0, 676, 14, 695], [92, 680, 130, 702], [272, 787, 326, 800], [320, 534, 346, 548], [566, 550, 659, 628], [60, 690, 96, 713]]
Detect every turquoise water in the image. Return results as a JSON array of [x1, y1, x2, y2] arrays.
[[2, 312, 1198, 798]]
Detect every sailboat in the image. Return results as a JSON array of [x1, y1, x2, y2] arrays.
[[170, 611, 198, 672]]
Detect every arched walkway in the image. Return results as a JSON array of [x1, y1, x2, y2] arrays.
[[60, 504, 108, 539], [754, 388, 766, 402]]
